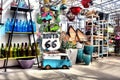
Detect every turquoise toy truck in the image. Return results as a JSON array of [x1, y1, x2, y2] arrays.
[[41, 53, 72, 69]]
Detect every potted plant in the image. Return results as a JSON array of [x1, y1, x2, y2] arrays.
[[62, 41, 78, 65]]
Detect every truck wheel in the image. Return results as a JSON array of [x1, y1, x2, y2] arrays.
[[45, 65, 51, 70], [62, 65, 68, 69]]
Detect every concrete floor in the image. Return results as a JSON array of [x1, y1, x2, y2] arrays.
[[0, 56, 120, 80]]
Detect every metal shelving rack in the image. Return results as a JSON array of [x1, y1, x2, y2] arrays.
[[85, 14, 100, 58], [99, 20, 109, 57], [3, 0, 39, 72]]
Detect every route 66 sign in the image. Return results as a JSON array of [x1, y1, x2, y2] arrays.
[[42, 32, 60, 50]]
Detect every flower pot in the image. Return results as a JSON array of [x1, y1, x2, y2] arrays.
[[81, 1, 89, 8], [77, 49, 83, 62], [18, 59, 34, 69], [66, 49, 77, 65], [70, 7, 81, 15], [83, 54, 91, 65], [84, 45, 94, 55]]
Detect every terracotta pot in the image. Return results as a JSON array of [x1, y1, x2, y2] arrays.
[[70, 7, 81, 15]]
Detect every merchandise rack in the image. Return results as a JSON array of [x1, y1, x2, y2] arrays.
[[3, 0, 39, 72], [99, 20, 109, 57], [85, 14, 100, 58]]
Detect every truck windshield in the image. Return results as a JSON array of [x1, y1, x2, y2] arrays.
[[61, 56, 68, 60]]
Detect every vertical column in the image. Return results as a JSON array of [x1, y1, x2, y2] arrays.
[[27, 0, 39, 68]]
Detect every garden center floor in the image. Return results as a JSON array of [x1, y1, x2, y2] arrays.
[[0, 56, 120, 80]]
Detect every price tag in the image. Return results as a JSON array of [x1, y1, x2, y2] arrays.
[[42, 32, 60, 50]]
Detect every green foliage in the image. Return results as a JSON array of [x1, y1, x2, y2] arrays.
[[37, 15, 42, 24], [61, 41, 76, 49]]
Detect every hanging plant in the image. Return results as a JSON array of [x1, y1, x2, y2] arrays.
[[50, 5, 59, 11], [37, 15, 42, 24], [41, 12, 53, 21], [54, 11, 61, 23], [50, 24, 60, 32]]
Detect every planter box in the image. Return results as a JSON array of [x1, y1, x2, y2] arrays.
[[66, 49, 78, 65]]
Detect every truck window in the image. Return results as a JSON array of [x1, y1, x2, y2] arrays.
[[61, 56, 67, 60]]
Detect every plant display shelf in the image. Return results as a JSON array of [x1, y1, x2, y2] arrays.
[[99, 21, 109, 57], [3, 0, 39, 72], [0, 56, 36, 60], [10, 6, 33, 12], [6, 32, 36, 34], [85, 14, 100, 59]]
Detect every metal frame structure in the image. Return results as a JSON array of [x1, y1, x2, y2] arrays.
[[93, 0, 120, 14], [3, 0, 39, 72]]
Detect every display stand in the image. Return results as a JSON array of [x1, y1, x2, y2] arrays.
[[99, 20, 109, 57], [85, 14, 100, 58], [4, 0, 39, 72]]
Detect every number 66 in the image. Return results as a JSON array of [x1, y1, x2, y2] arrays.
[[45, 40, 57, 48]]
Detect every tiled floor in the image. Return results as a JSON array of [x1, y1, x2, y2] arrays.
[[0, 56, 120, 80]]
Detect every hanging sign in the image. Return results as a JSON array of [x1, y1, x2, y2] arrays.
[[42, 32, 60, 50]]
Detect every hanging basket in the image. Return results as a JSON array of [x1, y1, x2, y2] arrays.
[[70, 7, 82, 15], [81, 1, 89, 8]]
